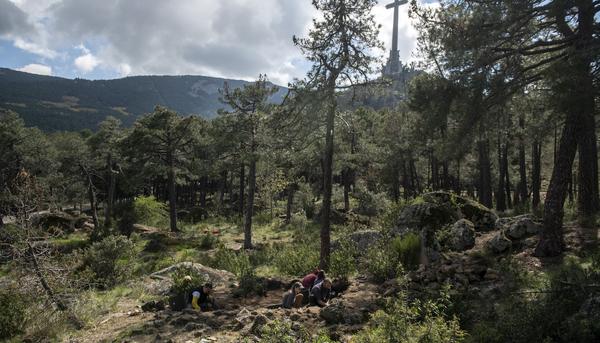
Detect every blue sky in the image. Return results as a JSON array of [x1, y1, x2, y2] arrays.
[[0, 0, 439, 84]]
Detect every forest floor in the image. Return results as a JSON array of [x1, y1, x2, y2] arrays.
[[55, 218, 600, 343]]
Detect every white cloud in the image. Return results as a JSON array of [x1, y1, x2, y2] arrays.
[[5, 0, 438, 83], [74, 44, 100, 73], [17, 63, 52, 75], [13, 37, 57, 58]]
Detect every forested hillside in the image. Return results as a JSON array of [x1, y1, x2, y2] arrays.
[[0, 68, 286, 131], [2, 0, 600, 342]]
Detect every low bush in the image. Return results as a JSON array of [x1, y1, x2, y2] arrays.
[[354, 291, 465, 343], [258, 319, 335, 343], [198, 233, 219, 250], [132, 195, 168, 227], [79, 235, 135, 289], [391, 233, 421, 271], [330, 239, 357, 279], [0, 289, 27, 339], [171, 264, 207, 296], [273, 242, 320, 277], [210, 246, 252, 277], [234, 266, 265, 298], [364, 241, 405, 283]]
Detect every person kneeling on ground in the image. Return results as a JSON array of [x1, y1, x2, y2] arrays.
[[309, 278, 332, 307], [190, 282, 218, 311], [301, 268, 320, 289], [282, 282, 304, 309]]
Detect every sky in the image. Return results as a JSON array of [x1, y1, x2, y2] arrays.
[[0, 0, 438, 86]]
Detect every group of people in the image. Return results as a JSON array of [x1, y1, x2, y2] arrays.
[[183, 268, 333, 312], [282, 269, 333, 309]]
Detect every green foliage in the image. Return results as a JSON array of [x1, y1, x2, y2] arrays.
[[363, 233, 420, 283], [469, 254, 600, 343], [80, 235, 135, 289], [171, 265, 206, 296], [273, 242, 320, 277], [364, 240, 405, 283], [0, 290, 26, 339], [132, 195, 168, 228], [199, 233, 219, 250], [259, 320, 335, 343], [354, 291, 465, 343], [330, 239, 357, 279], [355, 186, 390, 217], [210, 246, 252, 277], [391, 233, 421, 271], [234, 267, 265, 298]]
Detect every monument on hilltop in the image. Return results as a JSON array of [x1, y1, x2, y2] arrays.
[[383, 0, 419, 87]]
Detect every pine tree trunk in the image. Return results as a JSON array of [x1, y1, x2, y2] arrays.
[[577, 110, 599, 219], [244, 159, 256, 249], [532, 141, 542, 211], [504, 142, 512, 209], [285, 183, 296, 224], [497, 140, 507, 212], [478, 140, 493, 208], [320, 95, 336, 269], [536, 114, 578, 256], [167, 151, 178, 232], [518, 117, 529, 204], [105, 154, 115, 228], [219, 170, 227, 207], [343, 169, 350, 212], [239, 165, 245, 217], [86, 172, 100, 233]]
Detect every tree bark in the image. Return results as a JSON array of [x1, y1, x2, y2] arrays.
[[518, 116, 529, 204], [239, 165, 245, 217], [536, 114, 578, 256], [577, 108, 599, 219], [478, 139, 493, 208], [532, 140, 542, 211], [320, 93, 336, 269], [167, 151, 178, 232], [497, 139, 507, 212], [105, 154, 116, 228], [504, 142, 512, 209], [285, 183, 296, 224], [244, 159, 256, 249], [81, 164, 100, 237]]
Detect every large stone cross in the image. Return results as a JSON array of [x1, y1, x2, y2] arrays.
[[385, 0, 408, 74]]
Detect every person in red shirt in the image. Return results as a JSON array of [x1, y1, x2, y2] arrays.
[[301, 268, 319, 289]]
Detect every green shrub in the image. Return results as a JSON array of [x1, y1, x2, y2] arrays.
[[0, 290, 26, 339], [199, 233, 219, 250], [391, 233, 421, 271], [258, 320, 335, 343], [234, 266, 265, 298], [364, 241, 405, 283], [354, 292, 465, 343], [171, 265, 206, 295], [273, 242, 320, 277], [133, 195, 168, 227], [330, 239, 357, 279], [210, 246, 252, 277], [355, 187, 390, 217], [80, 235, 135, 288]]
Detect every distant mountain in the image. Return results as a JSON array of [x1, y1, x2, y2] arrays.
[[0, 68, 287, 131]]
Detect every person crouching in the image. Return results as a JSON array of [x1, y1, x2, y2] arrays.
[[282, 282, 304, 309], [190, 282, 217, 311]]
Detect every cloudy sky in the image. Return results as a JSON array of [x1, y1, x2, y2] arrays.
[[0, 0, 437, 85]]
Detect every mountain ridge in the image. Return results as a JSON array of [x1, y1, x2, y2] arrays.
[[0, 68, 287, 131]]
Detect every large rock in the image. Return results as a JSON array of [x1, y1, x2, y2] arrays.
[[334, 230, 383, 253], [448, 219, 476, 251], [507, 217, 541, 240], [487, 232, 512, 254], [394, 192, 497, 234], [319, 299, 364, 325], [30, 211, 79, 233]]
